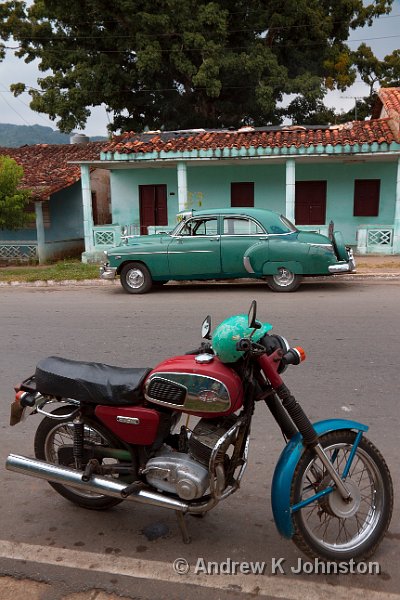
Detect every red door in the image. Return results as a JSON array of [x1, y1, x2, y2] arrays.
[[139, 185, 168, 235], [295, 181, 326, 225]]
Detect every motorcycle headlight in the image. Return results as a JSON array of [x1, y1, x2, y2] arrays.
[[259, 334, 290, 373]]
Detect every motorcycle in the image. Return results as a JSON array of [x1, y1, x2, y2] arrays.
[[6, 301, 393, 561]]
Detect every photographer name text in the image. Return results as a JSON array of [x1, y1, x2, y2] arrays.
[[173, 557, 380, 576]]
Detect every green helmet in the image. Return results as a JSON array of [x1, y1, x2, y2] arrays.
[[212, 314, 273, 363]]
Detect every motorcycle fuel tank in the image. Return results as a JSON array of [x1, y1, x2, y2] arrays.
[[144, 355, 244, 417]]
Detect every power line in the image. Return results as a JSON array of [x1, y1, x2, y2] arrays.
[[0, 87, 32, 126]]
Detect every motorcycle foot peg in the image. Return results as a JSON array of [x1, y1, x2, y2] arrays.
[[120, 481, 142, 499], [82, 459, 100, 482]]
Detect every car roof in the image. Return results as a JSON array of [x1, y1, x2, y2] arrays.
[[188, 208, 278, 221]]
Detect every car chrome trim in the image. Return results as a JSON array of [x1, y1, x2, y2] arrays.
[[168, 250, 214, 254], [328, 262, 352, 273], [243, 256, 255, 273], [99, 266, 117, 280], [221, 234, 267, 238]]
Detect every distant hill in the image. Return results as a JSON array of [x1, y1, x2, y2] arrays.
[[0, 123, 106, 147]]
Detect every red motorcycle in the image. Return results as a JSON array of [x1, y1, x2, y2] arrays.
[[6, 301, 393, 561]]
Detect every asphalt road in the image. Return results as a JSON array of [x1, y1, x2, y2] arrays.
[[0, 279, 399, 600]]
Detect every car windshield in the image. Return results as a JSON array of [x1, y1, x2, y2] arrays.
[[169, 221, 185, 236], [266, 213, 298, 234]]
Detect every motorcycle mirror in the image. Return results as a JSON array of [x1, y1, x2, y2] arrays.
[[248, 300, 258, 328], [201, 315, 212, 339]]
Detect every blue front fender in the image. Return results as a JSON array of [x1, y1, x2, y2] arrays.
[[271, 419, 368, 539]]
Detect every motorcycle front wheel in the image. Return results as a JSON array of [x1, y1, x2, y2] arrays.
[[34, 406, 130, 510], [290, 430, 393, 561]]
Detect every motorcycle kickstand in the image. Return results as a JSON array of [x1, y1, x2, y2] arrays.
[[175, 511, 191, 544]]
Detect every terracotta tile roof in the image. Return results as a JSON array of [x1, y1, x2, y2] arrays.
[[372, 87, 400, 123], [378, 88, 400, 115], [103, 118, 396, 156], [0, 142, 104, 200]]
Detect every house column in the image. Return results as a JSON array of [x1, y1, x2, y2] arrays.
[[35, 201, 46, 264], [393, 157, 400, 254], [80, 164, 94, 253], [285, 158, 296, 222], [177, 161, 188, 212]]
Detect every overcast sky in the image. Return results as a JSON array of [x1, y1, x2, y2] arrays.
[[0, 2, 399, 136]]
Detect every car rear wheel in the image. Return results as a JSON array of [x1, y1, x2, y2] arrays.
[[266, 268, 302, 292], [120, 262, 152, 294]]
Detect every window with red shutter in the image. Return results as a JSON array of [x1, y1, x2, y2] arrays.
[[353, 180, 380, 217], [231, 182, 254, 207]]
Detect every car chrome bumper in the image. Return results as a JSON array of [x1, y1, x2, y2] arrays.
[[329, 251, 356, 274], [99, 265, 117, 280]]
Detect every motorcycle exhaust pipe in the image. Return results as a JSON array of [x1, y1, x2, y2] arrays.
[[6, 453, 190, 512]]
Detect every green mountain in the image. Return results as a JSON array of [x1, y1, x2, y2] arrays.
[[0, 123, 106, 147]]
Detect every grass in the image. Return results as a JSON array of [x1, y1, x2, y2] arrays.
[[0, 260, 100, 283]]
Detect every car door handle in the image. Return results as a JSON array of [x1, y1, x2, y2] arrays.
[[209, 236, 220, 241]]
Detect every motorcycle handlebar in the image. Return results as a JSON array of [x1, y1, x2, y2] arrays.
[[236, 337, 306, 367]]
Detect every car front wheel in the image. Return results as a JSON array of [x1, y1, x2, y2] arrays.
[[120, 262, 152, 294], [266, 268, 302, 292]]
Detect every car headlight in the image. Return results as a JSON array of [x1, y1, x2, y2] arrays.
[[103, 250, 108, 258]]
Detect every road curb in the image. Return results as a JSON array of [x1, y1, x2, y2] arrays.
[[1, 273, 400, 288]]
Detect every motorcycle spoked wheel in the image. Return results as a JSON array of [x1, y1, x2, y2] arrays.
[[290, 430, 393, 561], [34, 406, 130, 510]]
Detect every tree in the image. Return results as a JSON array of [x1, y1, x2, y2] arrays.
[[0, 156, 33, 230], [0, 0, 394, 131], [337, 43, 400, 122]]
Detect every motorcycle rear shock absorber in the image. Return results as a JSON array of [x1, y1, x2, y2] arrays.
[[73, 415, 85, 470]]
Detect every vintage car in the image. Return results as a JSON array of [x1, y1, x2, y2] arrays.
[[100, 208, 355, 293]]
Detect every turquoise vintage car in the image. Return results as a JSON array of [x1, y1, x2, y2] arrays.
[[100, 208, 355, 293]]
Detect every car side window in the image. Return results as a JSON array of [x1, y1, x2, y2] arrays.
[[223, 217, 265, 235], [180, 218, 218, 236]]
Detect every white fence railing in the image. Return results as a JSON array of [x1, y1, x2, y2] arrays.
[[356, 226, 394, 254], [0, 243, 38, 261]]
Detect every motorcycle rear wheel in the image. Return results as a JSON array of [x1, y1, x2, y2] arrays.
[[34, 406, 129, 510], [290, 430, 393, 561]]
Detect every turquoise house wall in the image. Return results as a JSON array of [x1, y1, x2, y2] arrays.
[[46, 182, 84, 242], [0, 219, 37, 242], [1, 182, 84, 243], [186, 164, 286, 213], [110, 163, 286, 225], [1, 181, 84, 261], [296, 161, 397, 244], [110, 168, 179, 227], [109, 159, 397, 246]]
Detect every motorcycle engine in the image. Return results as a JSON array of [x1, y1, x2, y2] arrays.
[[144, 415, 238, 501]]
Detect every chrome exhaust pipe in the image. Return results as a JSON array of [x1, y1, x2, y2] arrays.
[[6, 453, 189, 512]]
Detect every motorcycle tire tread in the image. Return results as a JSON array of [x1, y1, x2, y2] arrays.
[[290, 430, 393, 562]]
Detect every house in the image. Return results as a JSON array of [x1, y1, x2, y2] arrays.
[[78, 87, 400, 261], [0, 140, 109, 263]]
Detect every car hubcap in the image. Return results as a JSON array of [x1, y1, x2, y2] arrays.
[[273, 268, 295, 287], [126, 268, 144, 289]]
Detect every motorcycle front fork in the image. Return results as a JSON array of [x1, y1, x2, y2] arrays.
[[268, 385, 362, 502]]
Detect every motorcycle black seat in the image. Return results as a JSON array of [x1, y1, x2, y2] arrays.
[[35, 356, 151, 406]]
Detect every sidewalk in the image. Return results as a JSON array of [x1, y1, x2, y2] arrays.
[[0, 577, 131, 600]]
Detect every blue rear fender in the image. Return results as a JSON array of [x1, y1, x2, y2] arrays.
[[271, 419, 368, 539]]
